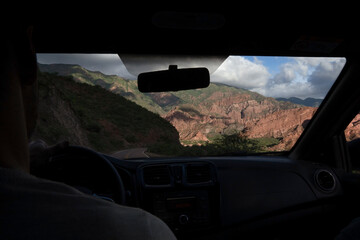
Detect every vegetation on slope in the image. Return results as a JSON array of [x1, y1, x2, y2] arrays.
[[33, 71, 180, 154]]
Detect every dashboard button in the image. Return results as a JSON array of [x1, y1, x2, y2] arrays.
[[179, 214, 189, 225]]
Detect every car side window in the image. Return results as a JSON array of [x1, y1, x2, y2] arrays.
[[345, 113, 360, 173]]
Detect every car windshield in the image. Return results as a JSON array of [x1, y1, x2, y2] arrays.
[[34, 54, 346, 159]]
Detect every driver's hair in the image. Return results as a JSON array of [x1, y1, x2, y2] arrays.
[[1, 26, 37, 88], [0, 26, 38, 137], [0, 31, 14, 108]]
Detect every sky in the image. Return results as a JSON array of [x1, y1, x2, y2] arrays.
[[37, 54, 346, 99]]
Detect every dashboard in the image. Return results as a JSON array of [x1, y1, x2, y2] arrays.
[[108, 155, 344, 239], [32, 148, 345, 239]]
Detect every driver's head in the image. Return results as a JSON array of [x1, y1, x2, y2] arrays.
[[0, 26, 38, 172]]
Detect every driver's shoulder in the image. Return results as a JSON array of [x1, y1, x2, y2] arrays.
[[0, 166, 83, 196], [0, 167, 176, 239]]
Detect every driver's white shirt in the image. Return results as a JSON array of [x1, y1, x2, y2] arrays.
[[0, 167, 176, 240]]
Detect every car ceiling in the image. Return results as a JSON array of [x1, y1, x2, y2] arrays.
[[31, 6, 359, 58]]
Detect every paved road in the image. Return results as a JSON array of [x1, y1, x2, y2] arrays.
[[111, 148, 149, 159]]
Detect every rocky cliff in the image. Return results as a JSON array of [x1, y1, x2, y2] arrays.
[[164, 97, 317, 151], [161, 84, 300, 148], [243, 107, 317, 151]]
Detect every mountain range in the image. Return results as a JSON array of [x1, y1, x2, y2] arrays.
[[37, 63, 326, 151], [276, 97, 323, 107]]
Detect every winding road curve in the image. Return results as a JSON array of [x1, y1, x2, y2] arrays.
[[111, 148, 149, 159]]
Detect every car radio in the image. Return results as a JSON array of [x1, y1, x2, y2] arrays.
[[151, 190, 213, 230]]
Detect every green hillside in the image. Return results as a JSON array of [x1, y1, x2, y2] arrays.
[[38, 64, 166, 115], [33, 71, 180, 153]]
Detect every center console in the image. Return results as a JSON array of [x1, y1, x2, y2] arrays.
[[137, 162, 219, 233]]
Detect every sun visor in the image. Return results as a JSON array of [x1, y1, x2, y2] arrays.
[[119, 54, 227, 77]]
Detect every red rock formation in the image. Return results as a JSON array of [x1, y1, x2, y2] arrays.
[[165, 99, 318, 151], [345, 114, 360, 141], [243, 107, 317, 151]]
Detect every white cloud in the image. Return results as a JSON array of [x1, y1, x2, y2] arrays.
[[211, 56, 270, 90], [211, 56, 346, 99], [263, 57, 346, 99], [271, 63, 296, 84], [264, 82, 315, 99], [307, 58, 346, 98]]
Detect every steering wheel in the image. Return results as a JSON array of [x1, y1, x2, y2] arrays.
[[34, 145, 126, 205]]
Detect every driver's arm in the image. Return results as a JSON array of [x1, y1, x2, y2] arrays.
[[29, 140, 69, 173]]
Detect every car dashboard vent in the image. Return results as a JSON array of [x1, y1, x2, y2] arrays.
[[314, 169, 336, 192], [143, 165, 171, 186], [186, 164, 212, 184]]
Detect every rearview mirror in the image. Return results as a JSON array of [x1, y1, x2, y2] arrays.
[[138, 65, 210, 92]]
